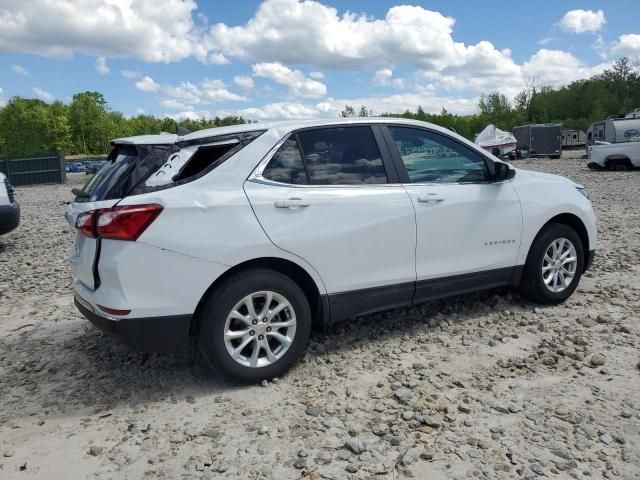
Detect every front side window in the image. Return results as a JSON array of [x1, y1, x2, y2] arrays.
[[388, 127, 488, 184]]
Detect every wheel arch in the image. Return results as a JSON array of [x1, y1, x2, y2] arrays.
[[190, 257, 327, 336], [533, 213, 591, 272], [605, 155, 632, 166]]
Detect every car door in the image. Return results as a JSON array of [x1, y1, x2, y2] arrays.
[[381, 125, 522, 301], [244, 125, 417, 316]]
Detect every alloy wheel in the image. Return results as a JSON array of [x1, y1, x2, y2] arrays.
[[542, 238, 578, 293], [223, 291, 297, 368]]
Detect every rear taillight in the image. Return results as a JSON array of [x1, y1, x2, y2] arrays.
[[76, 211, 97, 238], [75, 204, 163, 241]]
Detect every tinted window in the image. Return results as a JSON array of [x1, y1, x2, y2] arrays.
[[388, 127, 488, 184], [262, 137, 308, 185], [297, 127, 387, 185]]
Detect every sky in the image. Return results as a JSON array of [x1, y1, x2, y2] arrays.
[[0, 0, 639, 121]]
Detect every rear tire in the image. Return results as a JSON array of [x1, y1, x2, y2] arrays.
[[606, 158, 632, 171], [519, 223, 584, 304], [198, 269, 312, 384]]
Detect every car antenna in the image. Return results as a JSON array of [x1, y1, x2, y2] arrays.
[[176, 122, 192, 136]]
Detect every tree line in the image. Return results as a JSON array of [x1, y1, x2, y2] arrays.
[[0, 91, 248, 157], [345, 57, 640, 141], [1, 58, 638, 157]]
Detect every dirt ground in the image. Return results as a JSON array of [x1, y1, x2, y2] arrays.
[[0, 151, 639, 480]]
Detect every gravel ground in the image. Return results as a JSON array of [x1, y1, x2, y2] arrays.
[[0, 153, 639, 479]]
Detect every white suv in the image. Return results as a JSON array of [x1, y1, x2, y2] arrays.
[[66, 119, 597, 383], [0, 172, 19, 235]]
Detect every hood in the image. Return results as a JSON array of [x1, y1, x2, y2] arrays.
[[515, 167, 583, 188]]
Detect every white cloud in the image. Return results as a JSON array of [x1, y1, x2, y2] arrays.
[[206, 53, 230, 65], [522, 49, 609, 87], [309, 71, 325, 80], [206, 0, 508, 72], [11, 64, 29, 76], [95, 56, 110, 75], [538, 37, 554, 46], [121, 69, 141, 79], [252, 62, 327, 98], [152, 78, 247, 110], [372, 68, 405, 88], [233, 75, 254, 89], [611, 34, 640, 59], [0, 87, 6, 107], [0, 0, 205, 62], [592, 35, 608, 59], [556, 9, 605, 34], [33, 87, 54, 103], [135, 107, 146, 115], [135, 76, 160, 92]]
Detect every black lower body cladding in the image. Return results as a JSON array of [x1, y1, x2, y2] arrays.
[[74, 297, 191, 353]]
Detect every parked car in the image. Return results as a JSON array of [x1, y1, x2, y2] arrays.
[[0, 172, 20, 235], [66, 119, 597, 383], [587, 141, 640, 170], [65, 161, 85, 173]]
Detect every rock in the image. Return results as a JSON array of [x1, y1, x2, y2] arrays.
[[590, 353, 606, 366], [260, 379, 268, 387], [346, 463, 359, 473], [556, 460, 578, 471], [3, 449, 15, 457], [185, 395, 196, 404], [530, 463, 545, 476], [345, 439, 366, 455], [305, 405, 322, 417], [258, 425, 269, 435], [372, 423, 388, 436], [543, 356, 557, 366], [395, 389, 413, 405], [195, 463, 204, 471], [293, 458, 307, 469], [600, 433, 613, 445], [458, 404, 471, 414], [402, 411, 414, 421], [420, 447, 434, 460], [88, 446, 103, 456]]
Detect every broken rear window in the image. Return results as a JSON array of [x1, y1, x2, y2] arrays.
[[74, 130, 265, 203]]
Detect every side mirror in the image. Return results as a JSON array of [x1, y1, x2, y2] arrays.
[[494, 162, 516, 181]]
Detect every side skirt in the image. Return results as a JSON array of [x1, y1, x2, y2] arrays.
[[326, 266, 522, 324]]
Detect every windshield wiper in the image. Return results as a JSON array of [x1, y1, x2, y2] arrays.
[[71, 187, 89, 198]]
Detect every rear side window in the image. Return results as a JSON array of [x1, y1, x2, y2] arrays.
[[75, 130, 264, 203], [262, 138, 308, 185], [261, 126, 387, 185]]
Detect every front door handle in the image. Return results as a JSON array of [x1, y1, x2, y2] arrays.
[[274, 197, 311, 209], [417, 194, 445, 203]]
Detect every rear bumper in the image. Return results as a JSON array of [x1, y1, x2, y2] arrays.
[[0, 202, 20, 235], [74, 295, 191, 353]]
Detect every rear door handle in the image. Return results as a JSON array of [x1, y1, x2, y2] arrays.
[[274, 197, 311, 209], [417, 194, 445, 203]]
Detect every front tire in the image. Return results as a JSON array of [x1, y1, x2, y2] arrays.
[[198, 269, 312, 384], [520, 223, 584, 304]]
